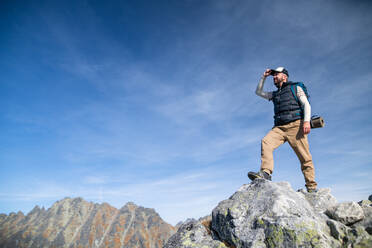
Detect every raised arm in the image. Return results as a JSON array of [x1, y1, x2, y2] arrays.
[[255, 69, 273, 100]]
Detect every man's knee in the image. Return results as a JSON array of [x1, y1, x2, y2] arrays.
[[261, 137, 273, 150]]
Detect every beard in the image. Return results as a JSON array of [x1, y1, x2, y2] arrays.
[[274, 79, 281, 88], [274, 76, 286, 88]]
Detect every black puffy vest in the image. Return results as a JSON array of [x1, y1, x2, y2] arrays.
[[272, 82, 303, 126]]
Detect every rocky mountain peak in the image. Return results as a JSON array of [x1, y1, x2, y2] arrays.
[[165, 179, 372, 248], [0, 198, 175, 248], [51, 197, 88, 208], [121, 201, 138, 211]]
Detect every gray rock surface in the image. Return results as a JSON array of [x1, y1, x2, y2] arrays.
[[326, 201, 364, 225], [212, 180, 336, 248], [358, 200, 372, 207], [165, 180, 372, 248], [297, 188, 337, 213], [326, 219, 372, 247], [353, 204, 372, 235], [164, 219, 227, 248], [326, 219, 349, 241]]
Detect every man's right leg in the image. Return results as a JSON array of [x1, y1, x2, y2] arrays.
[[248, 127, 286, 181], [260, 127, 286, 174]]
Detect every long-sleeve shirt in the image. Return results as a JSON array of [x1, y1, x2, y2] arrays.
[[255, 76, 311, 122]]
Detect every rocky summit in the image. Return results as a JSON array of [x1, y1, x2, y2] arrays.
[[0, 197, 175, 248], [165, 179, 372, 248]]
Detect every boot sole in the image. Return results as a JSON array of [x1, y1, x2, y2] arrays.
[[248, 173, 262, 181], [248, 172, 272, 181]]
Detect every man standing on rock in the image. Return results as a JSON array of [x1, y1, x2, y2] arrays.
[[248, 67, 318, 193]]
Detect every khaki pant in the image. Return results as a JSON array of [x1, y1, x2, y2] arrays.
[[260, 119, 317, 189]]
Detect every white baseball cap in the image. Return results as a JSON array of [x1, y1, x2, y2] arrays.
[[271, 67, 289, 76]]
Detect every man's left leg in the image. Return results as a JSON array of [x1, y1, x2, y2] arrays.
[[287, 121, 317, 191]]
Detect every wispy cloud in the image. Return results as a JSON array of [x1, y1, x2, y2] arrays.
[[0, 167, 244, 224], [329, 181, 372, 203]]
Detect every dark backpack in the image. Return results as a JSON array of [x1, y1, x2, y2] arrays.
[[290, 82, 309, 112], [290, 82, 325, 128]]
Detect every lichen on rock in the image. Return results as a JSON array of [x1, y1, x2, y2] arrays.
[[165, 180, 372, 248], [211, 179, 336, 247], [164, 219, 227, 248]]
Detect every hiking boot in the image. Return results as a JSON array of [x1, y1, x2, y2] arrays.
[[307, 188, 318, 193], [248, 170, 271, 181]]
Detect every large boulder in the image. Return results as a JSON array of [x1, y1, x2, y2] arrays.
[[164, 219, 227, 248], [212, 179, 337, 247], [165, 180, 372, 248], [326, 202, 364, 225]]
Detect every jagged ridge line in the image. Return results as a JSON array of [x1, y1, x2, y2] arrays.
[[97, 209, 120, 248], [22, 208, 48, 248], [66, 203, 95, 247], [120, 208, 135, 248], [26, 205, 68, 247], [35, 201, 75, 245]]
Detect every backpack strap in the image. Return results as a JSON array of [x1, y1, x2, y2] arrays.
[[290, 82, 309, 104], [290, 83, 299, 103]]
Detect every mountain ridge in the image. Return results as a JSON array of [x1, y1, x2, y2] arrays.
[[0, 197, 175, 248]]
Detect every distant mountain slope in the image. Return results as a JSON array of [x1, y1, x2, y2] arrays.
[[0, 197, 175, 248]]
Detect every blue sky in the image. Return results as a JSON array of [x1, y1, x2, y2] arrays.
[[1, 0, 372, 225]]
